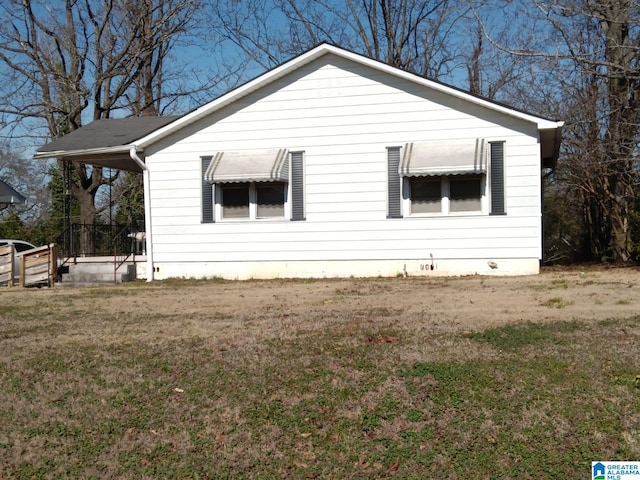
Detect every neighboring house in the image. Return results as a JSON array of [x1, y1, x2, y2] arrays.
[[0, 179, 26, 210], [35, 43, 563, 280]]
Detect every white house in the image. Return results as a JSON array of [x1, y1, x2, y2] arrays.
[[35, 43, 563, 280]]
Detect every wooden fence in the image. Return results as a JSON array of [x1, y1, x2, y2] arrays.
[[0, 244, 15, 286], [0, 244, 57, 287]]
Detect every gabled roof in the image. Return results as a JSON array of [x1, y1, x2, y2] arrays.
[[134, 43, 563, 150], [33, 43, 563, 168], [0, 178, 26, 206]]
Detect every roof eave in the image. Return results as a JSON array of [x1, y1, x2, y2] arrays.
[[540, 123, 564, 169], [33, 145, 142, 172], [0, 195, 26, 204], [33, 144, 134, 160], [0, 181, 26, 205]]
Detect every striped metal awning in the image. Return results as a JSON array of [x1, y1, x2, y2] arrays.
[[204, 148, 289, 183], [399, 139, 486, 176]]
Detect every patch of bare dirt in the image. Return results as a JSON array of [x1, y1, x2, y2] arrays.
[[3, 268, 639, 355]]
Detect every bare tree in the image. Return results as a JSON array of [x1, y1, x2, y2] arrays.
[[0, 144, 49, 224], [0, 0, 202, 252], [473, 0, 640, 262], [593, 0, 640, 261], [546, 0, 639, 262], [206, 0, 534, 111], [206, 0, 479, 82]]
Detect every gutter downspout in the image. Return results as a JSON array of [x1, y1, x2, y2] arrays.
[[129, 147, 154, 282]]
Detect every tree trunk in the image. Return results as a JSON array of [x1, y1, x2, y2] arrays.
[[609, 201, 631, 261], [75, 185, 97, 256], [599, 0, 637, 261], [71, 163, 103, 256]]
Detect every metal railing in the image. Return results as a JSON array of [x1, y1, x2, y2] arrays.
[[54, 223, 146, 285], [56, 223, 144, 258]]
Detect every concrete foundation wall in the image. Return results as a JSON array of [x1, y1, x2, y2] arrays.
[[138, 257, 539, 281]]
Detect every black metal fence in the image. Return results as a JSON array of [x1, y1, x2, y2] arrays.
[[56, 224, 145, 258]]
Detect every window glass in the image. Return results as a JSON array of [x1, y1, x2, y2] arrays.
[[14, 242, 34, 252], [410, 178, 441, 213], [450, 176, 482, 212], [222, 185, 250, 218], [256, 182, 285, 218]]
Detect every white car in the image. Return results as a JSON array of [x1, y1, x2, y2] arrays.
[[0, 239, 37, 283]]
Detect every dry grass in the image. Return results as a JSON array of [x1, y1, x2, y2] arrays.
[[1, 268, 639, 478]]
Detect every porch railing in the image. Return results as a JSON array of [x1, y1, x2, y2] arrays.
[[56, 223, 145, 258]]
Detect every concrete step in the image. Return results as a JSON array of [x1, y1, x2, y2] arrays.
[[58, 260, 137, 285]]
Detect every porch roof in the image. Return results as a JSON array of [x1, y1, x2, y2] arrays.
[[33, 116, 180, 172]]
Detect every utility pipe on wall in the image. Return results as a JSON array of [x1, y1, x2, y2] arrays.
[[129, 148, 154, 282]]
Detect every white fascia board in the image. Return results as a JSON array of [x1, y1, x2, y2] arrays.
[[33, 145, 133, 160], [135, 44, 563, 149]]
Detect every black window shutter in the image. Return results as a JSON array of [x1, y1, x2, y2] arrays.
[[291, 151, 305, 221], [201, 156, 214, 223], [490, 141, 506, 215], [387, 147, 402, 218]]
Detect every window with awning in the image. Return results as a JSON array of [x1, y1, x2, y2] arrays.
[[388, 139, 499, 217], [200, 149, 306, 222]]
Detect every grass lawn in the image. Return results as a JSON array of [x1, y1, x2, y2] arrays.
[[0, 270, 639, 478]]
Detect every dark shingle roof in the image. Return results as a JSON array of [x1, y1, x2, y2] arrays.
[[36, 116, 180, 154], [0, 179, 26, 205]]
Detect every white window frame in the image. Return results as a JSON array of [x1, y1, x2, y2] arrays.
[[403, 174, 487, 216], [214, 181, 290, 221]]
